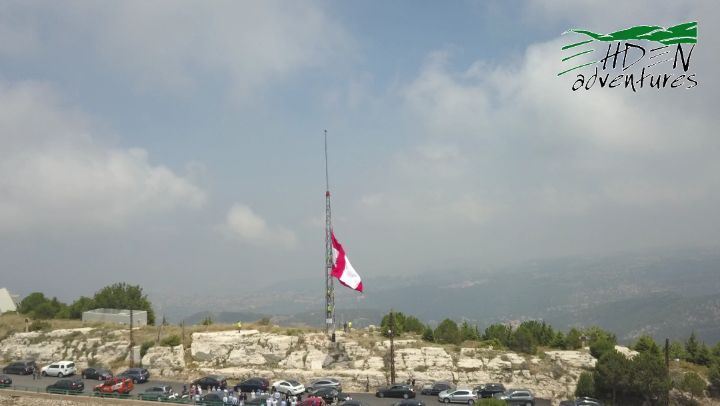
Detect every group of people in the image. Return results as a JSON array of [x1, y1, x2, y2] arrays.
[[186, 386, 321, 406]]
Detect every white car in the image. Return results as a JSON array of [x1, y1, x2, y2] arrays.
[[41, 361, 77, 377], [273, 379, 305, 395]]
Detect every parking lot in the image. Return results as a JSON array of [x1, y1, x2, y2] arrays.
[[1, 374, 551, 406]]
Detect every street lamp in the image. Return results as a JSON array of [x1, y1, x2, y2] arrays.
[[388, 314, 396, 385]]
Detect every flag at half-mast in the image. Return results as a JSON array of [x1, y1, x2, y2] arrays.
[[331, 231, 363, 292]]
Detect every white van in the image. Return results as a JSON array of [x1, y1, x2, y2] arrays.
[[41, 361, 77, 377]]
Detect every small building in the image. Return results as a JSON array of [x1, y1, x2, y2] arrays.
[[82, 308, 147, 327], [0, 288, 19, 313]]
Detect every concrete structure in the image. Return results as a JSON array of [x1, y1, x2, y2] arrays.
[[0, 288, 18, 313], [82, 308, 147, 326]]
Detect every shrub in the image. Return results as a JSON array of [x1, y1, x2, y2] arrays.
[[257, 317, 271, 326], [28, 320, 51, 332], [679, 372, 706, 400], [160, 335, 181, 347], [140, 340, 154, 358]]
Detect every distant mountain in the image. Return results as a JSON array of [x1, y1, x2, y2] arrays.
[[157, 247, 720, 344], [182, 310, 269, 325]]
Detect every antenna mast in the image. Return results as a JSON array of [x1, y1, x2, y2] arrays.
[[324, 130, 336, 340]]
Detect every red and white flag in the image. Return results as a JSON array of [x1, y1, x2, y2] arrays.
[[331, 231, 363, 292]]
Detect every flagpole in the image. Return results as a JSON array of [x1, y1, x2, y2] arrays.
[[324, 130, 336, 341]]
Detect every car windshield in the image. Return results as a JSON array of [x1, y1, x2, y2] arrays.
[[288, 380, 300, 386]]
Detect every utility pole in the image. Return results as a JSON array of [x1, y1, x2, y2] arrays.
[[181, 321, 186, 348], [665, 337, 670, 406], [129, 309, 134, 368], [388, 310, 396, 385], [324, 129, 335, 342]]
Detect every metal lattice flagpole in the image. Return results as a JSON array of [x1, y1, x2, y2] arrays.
[[324, 130, 335, 340]]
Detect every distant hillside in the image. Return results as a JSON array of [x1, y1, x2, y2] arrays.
[[182, 310, 269, 325], [158, 247, 720, 344]]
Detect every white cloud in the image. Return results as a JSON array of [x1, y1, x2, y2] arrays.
[[0, 81, 206, 231], [22, 1, 352, 97], [224, 204, 296, 248]]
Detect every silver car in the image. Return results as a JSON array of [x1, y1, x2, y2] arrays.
[[494, 389, 534, 406], [438, 388, 478, 404], [307, 378, 342, 392]]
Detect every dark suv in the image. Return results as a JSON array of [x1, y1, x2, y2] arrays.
[[46, 378, 85, 394], [3, 360, 37, 375], [234, 377, 270, 393], [117, 368, 150, 383], [421, 382, 453, 395], [474, 383, 506, 398], [193, 375, 227, 390]]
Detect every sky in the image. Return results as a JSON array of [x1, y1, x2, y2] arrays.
[[1, 1, 719, 307]]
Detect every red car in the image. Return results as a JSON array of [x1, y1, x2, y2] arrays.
[[94, 377, 134, 394]]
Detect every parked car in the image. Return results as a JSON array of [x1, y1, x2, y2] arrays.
[[198, 391, 228, 405], [375, 384, 415, 399], [81, 367, 113, 380], [46, 378, 84, 394], [117, 368, 150, 383], [473, 383, 506, 398], [193, 375, 228, 390], [94, 377, 134, 395], [235, 377, 270, 393], [273, 379, 306, 395], [307, 387, 351, 403], [421, 381, 453, 395], [493, 389, 535, 405], [307, 378, 342, 392], [138, 385, 175, 401], [41, 361, 77, 377], [438, 388, 477, 404], [0, 374, 12, 387], [393, 400, 424, 406], [2, 360, 37, 375], [246, 395, 270, 406], [559, 398, 603, 406]]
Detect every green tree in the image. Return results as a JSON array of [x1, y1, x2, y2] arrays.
[[575, 371, 595, 398], [92, 283, 155, 325], [551, 331, 566, 349], [404, 316, 426, 335], [630, 351, 671, 405], [434, 319, 460, 344], [422, 325, 434, 342], [483, 324, 511, 347], [381, 311, 405, 337], [594, 350, 631, 405], [686, 332, 700, 361], [695, 343, 712, 366], [590, 335, 615, 359], [679, 372, 706, 400], [68, 296, 96, 319], [669, 341, 686, 360], [510, 324, 538, 354], [634, 335, 661, 356], [709, 362, 720, 394], [18, 292, 50, 315], [565, 328, 583, 350], [460, 321, 479, 342]]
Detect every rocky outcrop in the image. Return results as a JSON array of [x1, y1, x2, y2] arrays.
[[0, 327, 599, 402]]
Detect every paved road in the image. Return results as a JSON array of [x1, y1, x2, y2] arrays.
[[2, 374, 550, 406]]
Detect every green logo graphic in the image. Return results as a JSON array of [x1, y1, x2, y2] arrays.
[[559, 22, 698, 91], [559, 22, 697, 76]]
